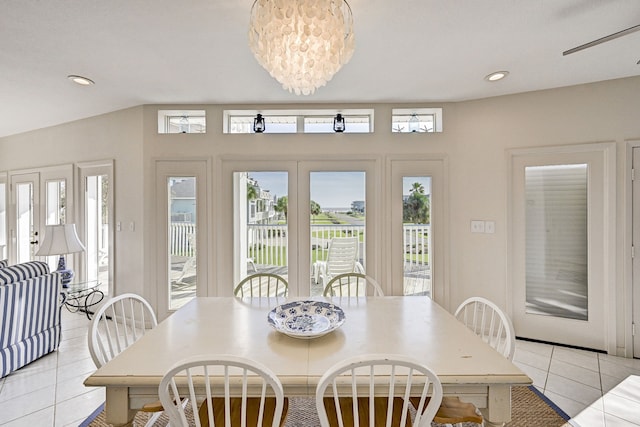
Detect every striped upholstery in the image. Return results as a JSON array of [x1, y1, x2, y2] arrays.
[[0, 264, 62, 378], [0, 261, 49, 285], [0, 259, 8, 269]]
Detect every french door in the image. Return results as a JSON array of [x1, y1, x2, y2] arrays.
[[631, 147, 640, 357], [8, 165, 74, 268], [0, 172, 6, 260], [77, 161, 114, 297], [10, 172, 40, 264], [156, 160, 209, 319], [221, 159, 377, 297], [389, 158, 447, 305], [509, 144, 616, 351]]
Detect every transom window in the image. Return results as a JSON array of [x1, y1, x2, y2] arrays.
[[392, 108, 443, 133], [223, 109, 374, 134], [158, 110, 206, 134]]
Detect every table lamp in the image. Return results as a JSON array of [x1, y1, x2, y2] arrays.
[[36, 224, 86, 287]]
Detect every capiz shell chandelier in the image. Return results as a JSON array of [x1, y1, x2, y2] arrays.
[[248, 0, 355, 96]]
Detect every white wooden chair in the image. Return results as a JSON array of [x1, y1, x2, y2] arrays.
[[158, 354, 289, 427], [323, 272, 384, 297], [234, 273, 289, 297], [411, 297, 515, 426], [88, 293, 166, 426], [316, 354, 443, 427], [314, 237, 362, 287], [454, 296, 516, 361]]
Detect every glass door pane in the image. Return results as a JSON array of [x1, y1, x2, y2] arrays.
[[45, 180, 65, 225], [168, 177, 197, 309], [0, 180, 6, 260], [42, 179, 67, 271], [85, 175, 109, 284], [310, 171, 365, 296], [525, 164, 588, 320], [402, 177, 431, 296], [233, 171, 288, 292], [16, 182, 35, 264]]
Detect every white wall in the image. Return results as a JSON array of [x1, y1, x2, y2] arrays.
[[0, 106, 146, 296], [2, 76, 639, 354]]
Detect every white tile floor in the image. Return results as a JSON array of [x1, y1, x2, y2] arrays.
[[513, 339, 640, 426], [1, 309, 639, 426]]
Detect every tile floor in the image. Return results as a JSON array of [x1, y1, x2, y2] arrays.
[[513, 339, 640, 426], [1, 309, 639, 426]]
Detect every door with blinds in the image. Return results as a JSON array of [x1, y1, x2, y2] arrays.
[[509, 144, 615, 351]]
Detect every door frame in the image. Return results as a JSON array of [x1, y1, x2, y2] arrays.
[[220, 155, 381, 297], [0, 171, 6, 260], [507, 142, 616, 353], [386, 155, 449, 307], [77, 160, 115, 298], [155, 159, 210, 319], [627, 141, 640, 358], [8, 164, 74, 266]]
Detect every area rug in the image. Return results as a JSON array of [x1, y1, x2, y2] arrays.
[[82, 386, 571, 426]]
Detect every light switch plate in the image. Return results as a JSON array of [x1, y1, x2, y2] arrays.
[[485, 221, 496, 234]]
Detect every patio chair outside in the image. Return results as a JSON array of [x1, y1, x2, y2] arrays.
[[313, 237, 362, 287]]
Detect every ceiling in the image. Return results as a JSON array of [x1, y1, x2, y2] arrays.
[[1, 0, 639, 138]]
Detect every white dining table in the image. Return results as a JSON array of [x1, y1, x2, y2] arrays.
[[84, 296, 531, 426]]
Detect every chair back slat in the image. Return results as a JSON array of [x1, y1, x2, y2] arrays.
[[159, 355, 286, 427], [316, 354, 443, 427], [234, 273, 288, 298], [88, 293, 158, 368], [454, 297, 515, 361], [324, 273, 384, 297]]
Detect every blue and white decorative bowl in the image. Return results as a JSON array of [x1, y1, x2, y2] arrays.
[[267, 300, 346, 339]]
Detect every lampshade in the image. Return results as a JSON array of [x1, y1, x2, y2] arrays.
[[36, 224, 85, 256], [248, 0, 355, 96]]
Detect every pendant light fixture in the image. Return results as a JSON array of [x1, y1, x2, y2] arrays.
[[248, 0, 355, 96]]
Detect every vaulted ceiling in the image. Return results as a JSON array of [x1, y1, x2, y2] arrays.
[[1, 0, 639, 138]]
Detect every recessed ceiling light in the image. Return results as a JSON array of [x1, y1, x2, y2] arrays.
[[485, 71, 509, 82], [67, 75, 95, 86]]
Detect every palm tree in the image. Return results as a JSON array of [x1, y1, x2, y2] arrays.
[[404, 182, 429, 224], [247, 183, 258, 201], [409, 182, 425, 194], [310, 200, 321, 223], [275, 196, 288, 220]]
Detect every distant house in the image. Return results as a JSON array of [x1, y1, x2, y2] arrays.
[[247, 176, 277, 224], [170, 178, 196, 223]]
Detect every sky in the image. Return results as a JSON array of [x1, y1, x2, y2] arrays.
[[248, 172, 431, 209]]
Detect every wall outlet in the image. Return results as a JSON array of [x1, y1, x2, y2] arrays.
[[471, 220, 485, 233], [485, 221, 496, 234]]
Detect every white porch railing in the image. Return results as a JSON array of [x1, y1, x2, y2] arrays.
[[170, 222, 196, 256], [169, 222, 429, 267], [169, 222, 430, 296]]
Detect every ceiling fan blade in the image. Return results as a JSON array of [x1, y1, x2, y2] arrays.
[[563, 23, 640, 56]]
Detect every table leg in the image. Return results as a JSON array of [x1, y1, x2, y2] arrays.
[[480, 384, 511, 427], [81, 288, 105, 319], [105, 386, 135, 426]]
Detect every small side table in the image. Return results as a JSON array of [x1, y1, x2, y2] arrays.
[[63, 280, 105, 319]]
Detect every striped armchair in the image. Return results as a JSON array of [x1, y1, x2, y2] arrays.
[[0, 261, 63, 378]]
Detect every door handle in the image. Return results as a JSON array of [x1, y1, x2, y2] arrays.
[[30, 240, 38, 245]]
